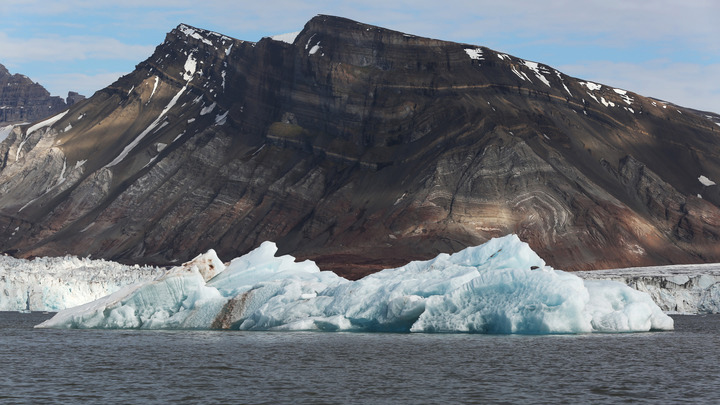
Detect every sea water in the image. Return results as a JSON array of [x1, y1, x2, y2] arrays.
[[2, 312, 719, 404]]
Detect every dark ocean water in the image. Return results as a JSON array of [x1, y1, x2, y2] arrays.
[[2, 312, 719, 404]]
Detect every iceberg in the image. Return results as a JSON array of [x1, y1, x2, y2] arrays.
[[35, 235, 674, 333]]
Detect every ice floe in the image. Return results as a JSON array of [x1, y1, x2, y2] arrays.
[[36, 235, 673, 334]]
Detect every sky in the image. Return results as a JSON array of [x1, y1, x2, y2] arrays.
[[1, 0, 719, 113]]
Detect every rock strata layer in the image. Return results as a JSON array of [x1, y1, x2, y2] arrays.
[[0, 63, 70, 124], [1, 16, 720, 278]]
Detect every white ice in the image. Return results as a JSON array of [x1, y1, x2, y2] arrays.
[[1, 255, 162, 311], [576, 264, 720, 314], [36, 235, 674, 334]]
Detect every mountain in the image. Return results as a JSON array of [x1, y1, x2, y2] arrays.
[[1, 15, 720, 279], [0, 63, 79, 124]]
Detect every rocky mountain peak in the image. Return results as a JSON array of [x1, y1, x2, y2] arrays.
[[1, 16, 720, 278], [0, 63, 68, 125]]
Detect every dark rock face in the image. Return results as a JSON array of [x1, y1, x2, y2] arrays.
[[1, 16, 720, 278], [0, 63, 67, 124], [66, 91, 86, 106]]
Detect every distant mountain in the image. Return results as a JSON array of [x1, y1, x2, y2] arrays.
[[0, 63, 74, 124], [1, 15, 720, 278]]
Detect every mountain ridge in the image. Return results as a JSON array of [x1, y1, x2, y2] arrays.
[[0, 63, 85, 125], [1, 15, 719, 278]]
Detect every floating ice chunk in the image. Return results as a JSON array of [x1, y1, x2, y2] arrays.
[[699, 175, 716, 186], [37, 235, 674, 334], [412, 267, 591, 333], [584, 280, 673, 331]]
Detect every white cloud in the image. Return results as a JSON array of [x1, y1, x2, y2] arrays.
[[0, 32, 154, 64]]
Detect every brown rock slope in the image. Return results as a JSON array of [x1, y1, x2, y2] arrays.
[[1, 16, 720, 278]]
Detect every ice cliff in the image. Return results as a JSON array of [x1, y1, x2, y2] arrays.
[[1, 254, 162, 311], [35, 235, 673, 333], [576, 265, 720, 314]]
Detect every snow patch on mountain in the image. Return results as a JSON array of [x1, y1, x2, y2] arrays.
[[1, 124, 15, 142], [464, 48, 483, 61], [580, 81, 602, 91], [106, 85, 187, 168], [309, 42, 321, 55], [200, 102, 216, 116], [523, 61, 551, 87], [183, 53, 198, 81], [613, 88, 634, 105], [271, 32, 301, 44], [148, 76, 159, 102], [699, 175, 716, 186], [25, 110, 69, 136]]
